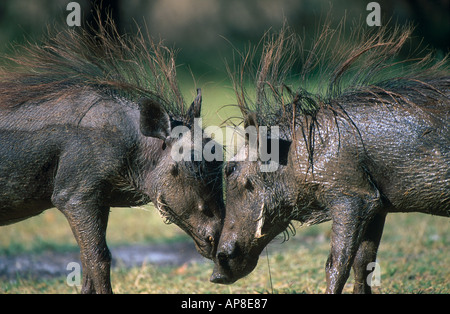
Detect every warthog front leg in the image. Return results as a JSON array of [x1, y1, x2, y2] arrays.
[[352, 213, 386, 294], [52, 188, 112, 294], [325, 194, 382, 294], [62, 202, 112, 294]]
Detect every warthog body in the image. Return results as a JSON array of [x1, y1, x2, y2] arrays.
[[0, 21, 223, 293], [211, 23, 449, 293]]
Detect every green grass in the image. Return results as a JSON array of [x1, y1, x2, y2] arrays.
[[1, 207, 448, 293]]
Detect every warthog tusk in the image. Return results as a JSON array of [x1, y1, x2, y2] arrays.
[[255, 203, 265, 239], [156, 193, 172, 224]]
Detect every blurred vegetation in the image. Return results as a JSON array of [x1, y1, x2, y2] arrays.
[[1, 0, 448, 124], [0, 0, 449, 78]]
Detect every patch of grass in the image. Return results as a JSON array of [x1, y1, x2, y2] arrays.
[[2, 212, 448, 294]]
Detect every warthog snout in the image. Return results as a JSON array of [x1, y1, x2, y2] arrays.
[[211, 248, 238, 284], [217, 239, 239, 261], [210, 233, 261, 285], [210, 240, 239, 284], [210, 266, 232, 285]]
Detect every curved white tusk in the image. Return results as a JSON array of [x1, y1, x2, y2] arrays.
[[255, 203, 265, 239]]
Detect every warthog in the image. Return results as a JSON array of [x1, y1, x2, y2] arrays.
[[211, 23, 449, 293], [0, 20, 224, 293]]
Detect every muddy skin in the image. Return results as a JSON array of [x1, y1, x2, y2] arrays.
[[211, 24, 449, 293], [0, 90, 224, 294], [0, 21, 224, 293], [213, 85, 449, 292]]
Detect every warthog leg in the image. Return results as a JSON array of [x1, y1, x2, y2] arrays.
[[325, 193, 382, 294]]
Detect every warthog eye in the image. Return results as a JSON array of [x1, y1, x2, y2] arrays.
[[244, 178, 253, 191], [170, 164, 179, 176], [225, 162, 237, 177]]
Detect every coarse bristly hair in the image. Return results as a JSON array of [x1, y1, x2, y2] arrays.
[[228, 18, 449, 141], [0, 10, 188, 122]]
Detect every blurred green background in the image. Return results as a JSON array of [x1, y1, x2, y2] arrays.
[[2, 0, 448, 124]]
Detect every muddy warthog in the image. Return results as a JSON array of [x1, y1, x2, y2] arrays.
[[0, 20, 224, 293], [211, 23, 449, 293]]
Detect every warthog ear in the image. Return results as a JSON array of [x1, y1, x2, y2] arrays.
[[187, 88, 202, 124], [244, 112, 258, 129], [244, 112, 259, 146], [278, 139, 291, 166], [139, 98, 171, 141], [262, 137, 291, 166]]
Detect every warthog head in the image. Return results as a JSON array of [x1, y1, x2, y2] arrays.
[[141, 90, 225, 259], [210, 114, 296, 283]]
